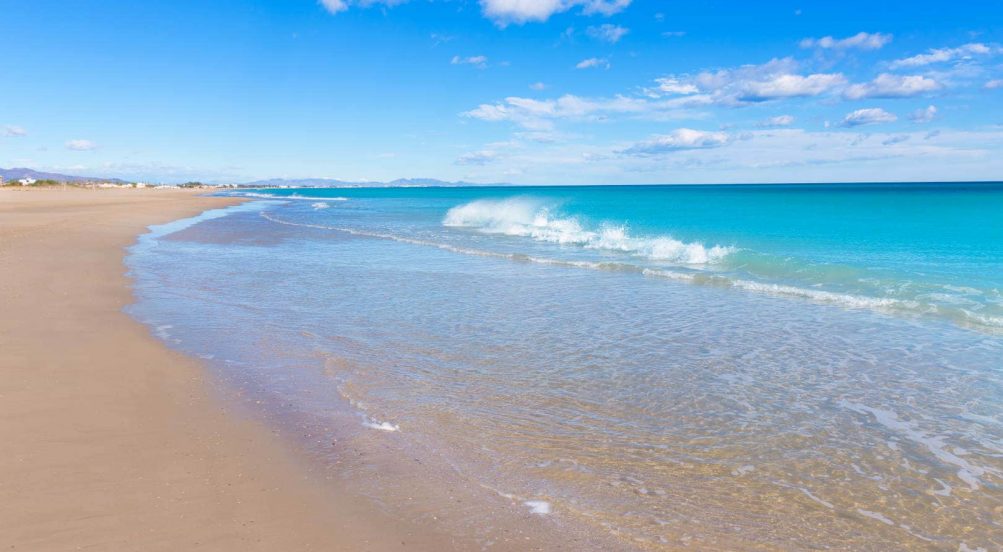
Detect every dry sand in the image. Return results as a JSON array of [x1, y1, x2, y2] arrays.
[[0, 188, 442, 551]]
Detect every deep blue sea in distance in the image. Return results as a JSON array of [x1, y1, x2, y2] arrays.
[[127, 183, 1003, 550]]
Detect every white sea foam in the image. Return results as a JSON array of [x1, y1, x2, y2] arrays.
[[524, 500, 552, 515], [363, 419, 400, 432], [154, 324, 173, 340], [444, 198, 733, 265], [312, 202, 330, 209], [730, 280, 914, 310], [240, 192, 349, 201], [290, 194, 349, 203]]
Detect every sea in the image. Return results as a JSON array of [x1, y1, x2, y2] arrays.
[[127, 183, 1003, 550]]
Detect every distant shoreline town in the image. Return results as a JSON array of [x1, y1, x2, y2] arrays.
[[0, 167, 504, 190], [1, 176, 232, 190]]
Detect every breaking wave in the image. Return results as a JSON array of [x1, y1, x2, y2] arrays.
[[443, 198, 733, 265]]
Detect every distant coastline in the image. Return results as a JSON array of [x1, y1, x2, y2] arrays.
[[3, 165, 1000, 190]]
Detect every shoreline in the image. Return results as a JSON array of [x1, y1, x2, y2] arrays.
[[0, 188, 440, 550]]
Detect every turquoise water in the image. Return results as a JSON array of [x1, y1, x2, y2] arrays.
[[128, 184, 1003, 550], [249, 183, 1003, 332]]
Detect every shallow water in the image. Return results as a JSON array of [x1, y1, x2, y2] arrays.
[[128, 184, 1003, 550]]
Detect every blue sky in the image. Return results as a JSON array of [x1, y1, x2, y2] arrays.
[[1, 0, 1002, 184]]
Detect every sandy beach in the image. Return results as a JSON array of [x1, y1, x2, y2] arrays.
[[0, 188, 427, 551]]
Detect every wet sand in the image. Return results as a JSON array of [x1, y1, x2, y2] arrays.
[[0, 188, 442, 551]]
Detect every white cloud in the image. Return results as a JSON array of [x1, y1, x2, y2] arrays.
[[456, 150, 499, 165], [480, 0, 631, 25], [586, 24, 629, 44], [910, 105, 937, 123], [843, 73, 942, 99], [323, 0, 629, 23], [799, 32, 893, 51], [320, 0, 348, 13], [465, 61, 846, 132], [652, 78, 699, 95], [576, 57, 610, 70], [463, 93, 688, 130], [621, 128, 731, 155], [65, 139, 97, 151], [451, 55, 489, 68], [842, 108, 897, 127], [319, 0, 408, 13], [890, 43, 997, 69], [2, 125, 27, 137], [480, 0, 562, 24], [579, 0, 631, 16], [649, 58, 846, 105], [529, 82, 547, 90], [986, 79, 1003, 89], [740, 73, 846, 101], [758, 115, 795, 127], [430, 33, 454, 46]]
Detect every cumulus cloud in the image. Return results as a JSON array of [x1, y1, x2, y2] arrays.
[[621, 128, 731, 155], [843, 73, 942, 99], [451, 55, 489, 68], [799, 32, 892, 51], [578, 0, 631, 16], [740, 73, 846, 101], [648, 58, 846, 105], [910, 105, 937, 123], [576, 57, 610, 70], [320, 0, 348, 12], [841, 108, 897, 127], [464, 59, 848, 132], [651, 78, 700, 95], [986, 79, 1003, 89], [3, 125, 27, 137], [587, 24, 629, 43], [480, 0, 631, 25], [890, 43, 997, 69], [319, 0, 407, 13], [758, 115, 795, 127], [320, 0, 631, 23], [462, 93, 691, 130], [65, 139, 98, 151]]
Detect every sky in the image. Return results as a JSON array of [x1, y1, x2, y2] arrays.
[[1, 0, 1002, 184]]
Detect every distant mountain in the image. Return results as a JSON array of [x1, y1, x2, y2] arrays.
[[240, 177, 507, 188], [0, 167, 129, 184]]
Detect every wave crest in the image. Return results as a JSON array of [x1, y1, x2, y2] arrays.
[[443, 198, 733, 265]]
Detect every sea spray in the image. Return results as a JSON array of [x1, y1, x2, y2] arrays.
[[444, 198, 734, 265]]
